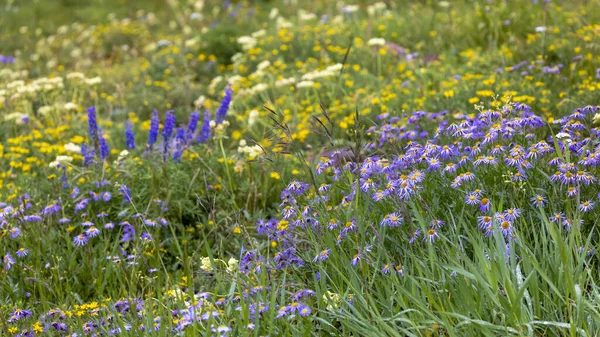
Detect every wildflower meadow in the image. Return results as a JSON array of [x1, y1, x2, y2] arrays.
[[2, 0, 600, 336]]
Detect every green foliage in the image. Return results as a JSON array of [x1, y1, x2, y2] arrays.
[[1, 0, 600, 336]]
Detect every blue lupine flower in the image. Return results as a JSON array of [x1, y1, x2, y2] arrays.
[[215, 86, 233, 124], [173, 127, 185, 162], [162, 111, 176, 161], [125, 121, 135, 149], [147, 110, 160, 150], [87, 106, 98, 140], [99, 133, 109, 161], [81, 144, 95, 166], [198, 110, 211, 143], [186, 111, 200, 143], [162, 110, 176, 140]]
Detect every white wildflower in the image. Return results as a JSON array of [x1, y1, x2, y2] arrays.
[[64, 143, 82, 154], [368, 38, 386, 47], [227, 257, 238, 272]]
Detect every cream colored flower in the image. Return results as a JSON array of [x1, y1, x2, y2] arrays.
[[200, 257, 213, 271], [248, 110, 259, 127], [85, 77, 102, 85], [64, 143, 82, 154], [368, 38, 386, 47], [49, 155, 73, 168], [64, 102, 79, 111], [297, 80, 315, 88], [227, 257, 238, 272]]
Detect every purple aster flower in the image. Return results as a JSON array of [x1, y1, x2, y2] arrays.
[[16, 248, 28, 257], [530, 195, 547, 208], [86, 227, 100, 237], [71, 186, 79, 199], [350, 252, 361, 266], [380, 212, 403, 227], [562, 218, 582, 231], [73, 234, 88, 246], [9, 227, 21, 238], [465, 192, 480, 206], [579, 200, 594, 213], [298, 305, 311, 316], [424, 228, 439, 243], [477, 215, 493, 230], [312, 249, 330, 262], [24, 215, 42, 222], [550, 212, 564, 224], [144, 219, 157, 226], [102, 192, 111, 202], [121, 222, 136, 242], [120, 185, 132, 204], [139, 232, 152, 242], [4, 253, 15, 270], [52, 322, 67, 332], [499, 220, 513, 237], [409, 229, 421, 243], [429, 219, 445, 228], [504, 208, 521, 221]]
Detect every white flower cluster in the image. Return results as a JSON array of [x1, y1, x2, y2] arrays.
[[64, 143, 82, 154], [237, 34, 261, 51], [322, 291, 342, 311], [237, 140, 263, 159], [48, 155, 73, 169], [199, 257, 238, 272], [275, 77, 296, 88], [0, 68, 28, 81], [5, 112, 29, 125], [1, 74, 101, 103], [301, 63, 343, 81], [367, 2, 387, 16], [368, 38, 386, 47], [36, 102, 79, 117], [247, 110, 259, 126], [297, 80, 315, 88], [298, 10, 317, 21]]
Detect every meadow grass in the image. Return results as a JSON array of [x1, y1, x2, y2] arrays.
[[1, 0, 600, 336]]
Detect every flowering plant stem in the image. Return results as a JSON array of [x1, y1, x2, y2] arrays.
[[219, 138, 237, 208]]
